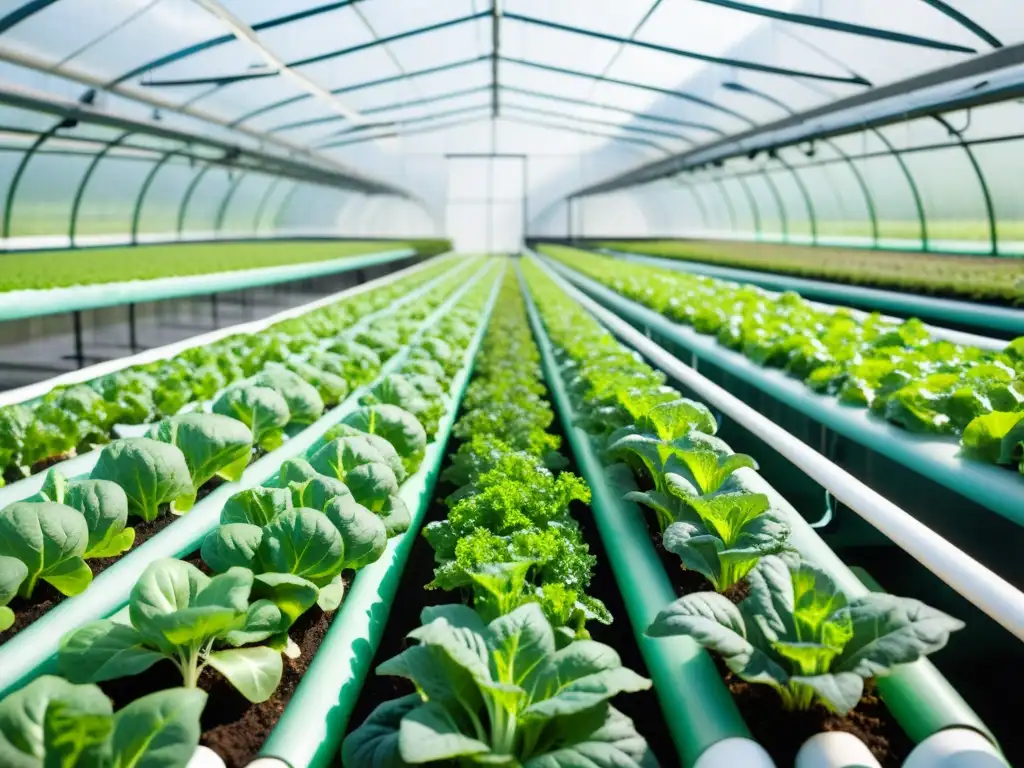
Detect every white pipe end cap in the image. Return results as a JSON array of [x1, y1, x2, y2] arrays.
[[245, 760, 291, 768], [795, 732, 881, 768], [903, 728, 1008, 768], [693, 737, 777, 768], [187, 746, 226, 768]]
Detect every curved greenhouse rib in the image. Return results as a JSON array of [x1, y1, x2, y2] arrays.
[[531, 254, 1024, 644]]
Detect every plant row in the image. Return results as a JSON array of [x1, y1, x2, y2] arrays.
[[542, 245, 1024, 477], [0, 259, 474, 639], [0, 260, 494, 767], [0, 239, 452, 293], [343, 266, 657, 768], [596, 239, 1024, 305], [0, 257, 461, 488], [521, 257, 963, 762]]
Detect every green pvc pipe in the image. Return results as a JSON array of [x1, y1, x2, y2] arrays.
[[604, 248, 1024, 338], [0, 248, 418, 322], [543, 257, 1024, 526], [518, 264, 752, 767], [532, 256, 1000, 751], [0, 260, 486, 700], [258, 263, 504, 768]]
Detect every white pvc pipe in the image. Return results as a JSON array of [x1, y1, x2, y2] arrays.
[[187, 746, 227, 768], [244, 760, 290, 768], [796, 732, 881, 768], [693, 737, 777, 768], [531, 254, 1024, 643], [903, 729, 1009, 767]]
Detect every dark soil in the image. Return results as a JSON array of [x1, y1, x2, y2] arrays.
[[99, 565, 346, 768], [0, 512, 178, 644], [724, 675, 913, 767], [195, 476, 226, 503], [28, 452, 75, 475]]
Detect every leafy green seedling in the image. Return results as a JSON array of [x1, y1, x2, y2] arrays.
[[647, 555, 963, 714], [31, 470, 135, 559], [59, 559, 284, 703], [90, 438, 194, 522], [213, 383, 290, 451], [0, 675, 206, 768], [0, 502, 92, 599], [342, 603, 654, 767], [149, 412, 254, 509]]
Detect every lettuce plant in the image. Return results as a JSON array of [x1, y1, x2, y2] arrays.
[[961, 410, 1024, 472], [30, 470, 135, 559], [213, 383, 290, 451], [363, 374, 444, 436], [308, 437, 401, 512], [252, 363, 325, 425], [610, 431, 757, 504], [647, 555, 963, 714], [0, 556, 27, 631], [0, 676, 205, 768], [342, 604, 654, 767], [90, 438, 194, 522], [59, 559, 284, 703], [0, 501, 92, 598], [342, 405, 427, 476], [202, 500, 385, 611], [149, 412, 254, 509], [323, 423, 407, 482]]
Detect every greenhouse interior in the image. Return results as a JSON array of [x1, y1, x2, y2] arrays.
[[0, 2, 1023, 767]]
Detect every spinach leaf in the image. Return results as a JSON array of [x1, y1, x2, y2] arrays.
[[647, 555, 963, 714], [213, 384, 290, 451], [0, 502, 92, 598], [30, 470, 135, 560], [342, 604, 653, 767], [90, 438, 194, 522], [308, 438, 399, 512], [324, 423, 407, 482], [962, 411, 1024, 471], [220, 486, 292, 526], [0, 675, 205, 768], [342, 405, 427, 476], [0, 556, 27, 631], [252, 363, 325, 425], [59, 559, 283, 703], [149, 412, 254, 508]]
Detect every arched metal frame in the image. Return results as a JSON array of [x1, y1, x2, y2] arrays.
[[250, 177, 286, 234], [2, 121, 62, 239], [758, 168, 788, 240], [930, 113, 998, 254], [68, 130, 133, 245], [131, 148, 183, 243], [214, 171, 248, 234], [823, 138, 880, 246], [711, 176, 739, 233], [732, 174, 762, 239], [772, 152, 818, 244], [176, 163, 214, 236], [870, 127, 929, 248]]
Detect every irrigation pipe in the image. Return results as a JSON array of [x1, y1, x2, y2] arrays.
[[601, 248, 1022, 342], [531, 255, 1024, 643], [528, 255, 1002, 748], [0, 259, 492, 699], [539, 254, 1024, 526], [520, 263, 773, 768], [0, 255, 462, 509], [256, 262, 504, 768]]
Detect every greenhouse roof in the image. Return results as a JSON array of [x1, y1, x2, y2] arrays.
[[0, 0, 1020, 221]]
